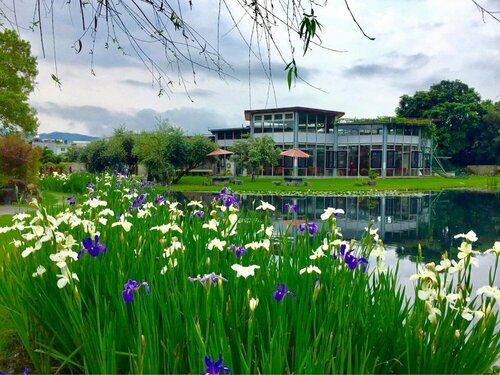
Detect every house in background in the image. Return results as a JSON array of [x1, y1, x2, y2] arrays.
[[210, 106, 433, 177], [32, 138, 91, 155]]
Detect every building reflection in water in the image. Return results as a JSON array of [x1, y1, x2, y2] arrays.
[[179, 190, 498, 261], [238, 194, 432, 246]]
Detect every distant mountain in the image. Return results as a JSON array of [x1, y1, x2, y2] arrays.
[[38, 132, 99, 142]]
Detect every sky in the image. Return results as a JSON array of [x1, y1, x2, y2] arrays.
[[2, 0, 499, 137]]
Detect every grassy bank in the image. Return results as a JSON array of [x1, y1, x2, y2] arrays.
[[170, 175, 498, 194]]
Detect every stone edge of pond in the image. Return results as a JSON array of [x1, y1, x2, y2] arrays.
[[180, 187, 498, 197]]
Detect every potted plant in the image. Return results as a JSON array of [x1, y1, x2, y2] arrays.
[[368, 169, 378, 186]]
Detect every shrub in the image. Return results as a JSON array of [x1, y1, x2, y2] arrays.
[[0, 134, 41, 185]]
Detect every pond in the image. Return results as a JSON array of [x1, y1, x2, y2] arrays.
[[176, 190, 499, 292]]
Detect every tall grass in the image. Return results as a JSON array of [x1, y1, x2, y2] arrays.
[[0, 173, 498, 373]]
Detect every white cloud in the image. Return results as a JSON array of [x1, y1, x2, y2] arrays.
[[4, 0, 497, 135]]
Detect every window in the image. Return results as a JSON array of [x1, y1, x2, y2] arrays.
[[337, 151, 347, 168], [411, 151, 422, 168], [387, 151, 402, 168], [359, 125, 371, 135], [285, 113, 294, 120], [253, 115, 262, 121], [371, 150, 382, 168]]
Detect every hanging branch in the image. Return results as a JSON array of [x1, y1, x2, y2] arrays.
[[471, 0, 500, 23]]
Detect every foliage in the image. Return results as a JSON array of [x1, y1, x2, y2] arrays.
[[133, 123, 186, 183], [171, 135, 217, 183], [39, 147, 63, 165], [339, 117, 432, 126], [0, 1, 380, 95], [80, 139, 109, 173], [63, 146, 85, 163], [0, 134, 41, 184], [396, 80, 484, 164], [368, 168, 378, 180], [231, 136, 281, 181], [0, 29, 38, 136], [468, 100, 500, 165], [104, 128, 139, 173], [0, 176, 498, 374], [133, 123, 216, 184], [39, 171, 95, 194]]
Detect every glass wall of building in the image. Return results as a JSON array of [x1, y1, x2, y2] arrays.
[[211, 109, 432, 177]]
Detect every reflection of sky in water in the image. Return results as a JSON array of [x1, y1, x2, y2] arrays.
[[375, 245, 497, 300]]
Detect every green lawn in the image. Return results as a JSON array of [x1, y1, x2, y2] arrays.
[[170, 175, 498, 194]]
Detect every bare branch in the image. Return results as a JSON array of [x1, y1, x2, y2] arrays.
[[344, 0, 375, 41], [471, 0, 500, 23]]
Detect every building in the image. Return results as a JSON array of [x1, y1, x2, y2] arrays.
[[32, 138, 91, 155], [210, 106, 433, 177]]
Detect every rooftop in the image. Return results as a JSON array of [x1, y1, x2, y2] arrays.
[[244, 107, 345, 121]]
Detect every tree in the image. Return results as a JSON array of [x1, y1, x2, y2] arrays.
[[0, 29, 38, 136], [63, 146, 85, 163], [470, 101, 500, 165], [40, 147, 63, 165], [80, 139, 110, 173], [396, 80, 484, 164], [171, 135, 217, 184], [133, 123, 215, 184], [231, 136, 280, 181], [105, 128, 139, 173]]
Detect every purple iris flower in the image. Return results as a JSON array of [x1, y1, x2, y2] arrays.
[[235, 246, 247, 259], [344, 251, 369, 272], [66, 195, 76, 206], [203, 355, 231, 375], [189, 273, 227, 286], [273, 283, 296, 302], [122, 279, 150, 304], [214, 188, 239, 208], [195, 210, 206, 219], [297, 222, 318, 235], [155, 194, 167, 205], [284, 203, 298, 214], [86, 182, 96, 191], [78, 235, 107, 259], [23, 369, 28, 375], [339, 243, 347, 257], [129, 193, 146, 211], [314, 277, 321, 290], [229, 244, 247, 259]]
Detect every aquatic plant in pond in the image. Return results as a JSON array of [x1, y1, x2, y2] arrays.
[[0, 174, 498, 374]]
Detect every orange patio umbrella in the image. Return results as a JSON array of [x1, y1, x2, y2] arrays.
[[280, 148, 310, 159], [207, 149, 234, 175], [280, 148, 309, 177], [207, 149, 234, 157]]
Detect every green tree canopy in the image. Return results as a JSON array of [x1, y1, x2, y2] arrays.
[[133, 122, 215, 184], [0, 29, 38, 136], [231, 136, 281, 181], [470, 100, 500, 165], [396, 80, 484, 164]]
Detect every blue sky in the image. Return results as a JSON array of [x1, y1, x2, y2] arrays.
[[2, 0, 499, 136]]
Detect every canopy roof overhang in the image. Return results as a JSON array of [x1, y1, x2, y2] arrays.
[[244, 107, 345, 121]]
